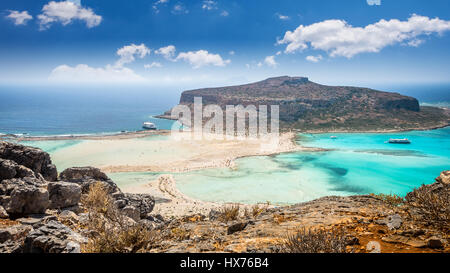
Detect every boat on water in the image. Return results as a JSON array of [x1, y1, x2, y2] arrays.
[[330, 136, 338, 139], [142, 122, 157, 130], [388, 138, 411, 144]]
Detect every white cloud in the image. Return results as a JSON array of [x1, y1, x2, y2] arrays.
[[264, 55, 278, 68], [175, 50, 230, 68], [153, 0, 169, 14], [276, 13, 290, 20], [220, 11, 229, 17], [50, 43, 150, 83], [6, 10, 33, 25], [144, 62, 163, 69], [38, 0, 102, 30], [49, 64, 146, 83], [306, 55, 323, 63], [115, 43, 150, 67], [276, 51, 282, 55], [278, 14, 450, 58], [229, 51, 235, 55], [202, 1, 218, 11], [155, 45, 176, 60], [407, 39, 424, 47], [172, 3, 189, 14], [367, 0, 381, 6]]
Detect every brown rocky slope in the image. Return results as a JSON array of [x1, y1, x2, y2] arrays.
[[159, 76, 450, 132]]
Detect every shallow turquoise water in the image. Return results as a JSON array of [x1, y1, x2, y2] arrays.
[[16, 127, 450, 205], [174, 128, 450, 204]]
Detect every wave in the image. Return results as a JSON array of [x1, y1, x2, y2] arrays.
[[420, 101, 450, 108]]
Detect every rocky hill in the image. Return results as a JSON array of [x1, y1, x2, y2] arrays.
[[161, 76, 449, 132], [0, 141, 448, 253]]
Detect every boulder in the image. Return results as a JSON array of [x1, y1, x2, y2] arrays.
[[366, 241, 381, 253], [0, 178, 50, 216], [436, 170, 450, 185], [386, 214, 402, 230], [48, 182, 82, 209], [0, 159, 17, 180], [0, 141, 57, 181], [59, 167, 121, 194], [227, 222, 248, 235], [0, 225, 32, 253], [122, 205, 140, 222], [427, 236, 445, 249], [117, 193, 155, 219], [23, 220, 87, 253], [0, 159, 37, 181], [0, 225, 32, 244]]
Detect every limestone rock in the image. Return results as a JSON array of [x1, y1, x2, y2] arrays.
[[227, 222, 248, 235], [366, 241, 381, 253], [0, 177, 50, 216], [59, 167, 121, 194], [0, 159, 17, 180], [0, 141, 57, 181], [427, 236, 445, 249], [381, 235, 427, 248], [117, 193, 155, 219], [386, 214, 402, 230], [0, 225, 32, 253], [23, 220, 86, 253], [122, 205, 141, 222], [48, 182, 82, 209], [0, 225, 32, 244], [436, 170, 450, 185]]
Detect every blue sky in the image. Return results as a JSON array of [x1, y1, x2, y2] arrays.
[[1, 0, 450, 88]]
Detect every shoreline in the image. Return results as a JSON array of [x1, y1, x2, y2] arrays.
[[100, 132, 322, 174], [2, 130, 171, 142], [4, 124, 448, 219]]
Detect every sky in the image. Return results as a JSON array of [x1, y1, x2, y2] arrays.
[[1, 0, 450, 89]]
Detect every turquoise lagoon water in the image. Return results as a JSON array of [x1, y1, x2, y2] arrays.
[[103, 128, 450, 205], [173, 128, 450, 204], [19, 127, 450, 205]]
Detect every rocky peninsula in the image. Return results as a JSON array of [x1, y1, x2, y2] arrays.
[[158, 76, 450, 132]]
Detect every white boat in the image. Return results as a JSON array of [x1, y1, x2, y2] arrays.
[[330, 136, 338, 139], [142, 122, 157, 130], [388, 138, 411, 144]]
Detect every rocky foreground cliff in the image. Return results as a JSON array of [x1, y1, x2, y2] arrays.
[[160, 76, 450, 132], [0, 141, 448, 253]]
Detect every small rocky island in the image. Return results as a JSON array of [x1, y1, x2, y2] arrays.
[[0, 141, 448, 253], [159, 76, 450, 132]]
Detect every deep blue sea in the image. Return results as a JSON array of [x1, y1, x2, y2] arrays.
[[0, 85, 180, 136], [0, 83, 449, 136]]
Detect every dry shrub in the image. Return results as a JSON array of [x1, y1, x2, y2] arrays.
[[218, 204, 240, 222], [244, 204, 267, 218], [81, 182, 155, 253], [170, 227, 190, 240], [273, 214, 289, 225], [278, 227, 349, 253], [370, 193, 405, 207], [405, 184, 450, 232]]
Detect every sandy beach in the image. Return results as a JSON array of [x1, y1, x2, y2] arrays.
[[18, 131, 313, 218]]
